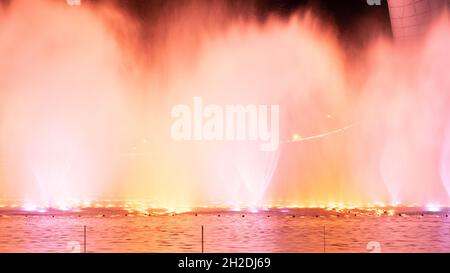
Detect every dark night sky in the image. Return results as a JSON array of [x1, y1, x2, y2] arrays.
[[118, 0, 391, 30], [110, 0, 393, 45], [0, 0, 392, 44]]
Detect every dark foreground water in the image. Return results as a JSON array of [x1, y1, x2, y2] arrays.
[[0, 208, 449, 253]]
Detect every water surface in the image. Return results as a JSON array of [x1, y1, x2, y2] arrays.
[[0, 209, 449, 253]]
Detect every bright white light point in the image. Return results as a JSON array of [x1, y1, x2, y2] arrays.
[[249, 208, 259, 213], [425, 204, 441, 212], [327, 114, 332, 118], [23, 204, 37, 211], [292, 134, 301, 141], [38, 209, 47, 213], [231, 207, 241, 212], [280, 209, 289, 213]]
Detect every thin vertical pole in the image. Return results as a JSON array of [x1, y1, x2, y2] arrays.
[[323, 225, 326, 253], [201, 225, 204, 253], [84, 225, 87, 253]]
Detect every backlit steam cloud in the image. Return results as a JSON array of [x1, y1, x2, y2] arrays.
[[1, 0, 450, 209]]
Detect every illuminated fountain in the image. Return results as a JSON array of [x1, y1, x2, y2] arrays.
[[0, 0, 450, 213]]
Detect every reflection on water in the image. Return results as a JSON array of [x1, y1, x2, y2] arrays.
[[0, 210, 449, 253]]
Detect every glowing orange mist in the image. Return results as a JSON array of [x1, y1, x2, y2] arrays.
[[1, 0, 450, 210]]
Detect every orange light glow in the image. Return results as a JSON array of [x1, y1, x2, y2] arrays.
[[0, 1, 450, 210]]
